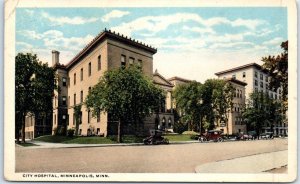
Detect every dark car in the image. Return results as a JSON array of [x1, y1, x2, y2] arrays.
[[198, 130, 223, 142], [143, 130, 169, 145]]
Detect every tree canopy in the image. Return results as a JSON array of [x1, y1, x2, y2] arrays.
[[242, 91, 284, 136], [173, 79, 234, 134], [173, 81, 203, 132], [262, 40, 288, 111], [85, 66, 165, 143], [15, 53, 56, 143]]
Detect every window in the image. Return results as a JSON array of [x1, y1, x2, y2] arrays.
[[138, 59, 142, 70], [97, 109, 100, 122], [74, 73, 76, 85], [68, 96, 70, 107], [79, 129, 82, 135], [80, 91, 83, 103], [80, 68, 83, 81], [97, 128, 100, 135], [234, 88, 236, 97], [240, 91, 242, 98], [275, 94, 277, 100], [260, 74, 263, 80], [98, 55, 101, 71], [266, 84, 269, 90], [62, 77, 67, 86], [255, 88, 258, 92], [73, 113, 75, 125], [260, 82, 263, 88], [88, 87, 91, 93], [129, 57, 135, 65], [88, 62, 91, 76], [88, 110, 91, 123], [266, 76, 268, 82], [62, 115, 66, 120], [255, 80, 258, 86], [121, 55, 126, 68], [242, 72, 246, 78], [255, 71, 258, 78], [62, 96, 66, 106], [54, 114, 56, 125], [232, 74, 236, 79], [74, 93, 76, 105]]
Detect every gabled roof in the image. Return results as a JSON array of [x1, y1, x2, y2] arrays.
[[225, 78, 247, 86], [168, 76, 192, 83], [153, 70, 174, 88], [215, 63, 262, 76], [66, 28, 157, 70]]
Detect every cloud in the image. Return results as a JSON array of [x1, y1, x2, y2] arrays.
[[102, 10, 130, 22], [209, 42, 255, 49], [111, 13, 266, 37], [262, 37, 284, 46], [183, 26, 215, 34], [25, 9, 34, 16], [17, 30, 43, 40], [41, 12, 98, 25], [231, 18, 265, 30], [16, 42, 33, 49]]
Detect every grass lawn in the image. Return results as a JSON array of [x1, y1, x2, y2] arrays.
[[34, 135, 144, 144], [163, 134, 195, 141], [17, 142, 39, 147]]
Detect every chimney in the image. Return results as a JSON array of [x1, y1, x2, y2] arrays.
[[52, 50, 60, 66]]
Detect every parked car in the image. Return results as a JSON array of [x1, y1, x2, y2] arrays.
[[143, 130, 169, 145], [260, 132, 274, 139], [198, 130, 223, 142]]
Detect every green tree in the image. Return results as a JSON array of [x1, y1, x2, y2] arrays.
[[242, 91, 283, 137], [173, 81, 203, 132], [212, 81, 234, 135], [262, 40, 288, 111], [74, 104, 82, 136], [15, 53, 56, 143], [85, 66, 164, 143]]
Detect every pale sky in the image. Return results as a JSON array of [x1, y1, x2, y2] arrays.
[[16, 8, 287, 83]]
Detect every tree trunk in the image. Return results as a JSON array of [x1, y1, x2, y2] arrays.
[[21, 114, 26, 143], [117, 119, 122, 143]]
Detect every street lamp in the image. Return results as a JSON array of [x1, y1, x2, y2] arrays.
[[198, 99, 203, 135]]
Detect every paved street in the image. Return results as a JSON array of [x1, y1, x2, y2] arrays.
[[16, 138, 287, 173]]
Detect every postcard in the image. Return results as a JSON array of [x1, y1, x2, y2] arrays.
[[4, 0, 297, 182]]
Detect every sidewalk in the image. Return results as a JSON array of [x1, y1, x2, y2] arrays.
[[195, 150, 287, 173], [18, 140, 199, 149]]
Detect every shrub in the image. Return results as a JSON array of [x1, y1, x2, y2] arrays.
[[53, 126, 66, 136], [173, 121, 187, 134], [190, 135, 199, 140], [182, 131, 199, 135], [67, 129, 75, 137]]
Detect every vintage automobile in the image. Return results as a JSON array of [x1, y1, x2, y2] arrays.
[[260, 132, 274, 139], [198, 130, 224, 142], [143, 129, 169, 145]]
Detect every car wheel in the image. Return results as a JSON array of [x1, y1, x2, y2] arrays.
[[200, 137, 207, 143], [217, 137, 223, 142]]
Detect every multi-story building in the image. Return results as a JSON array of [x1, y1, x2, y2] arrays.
[[214, 78, 247, 135], [52, 29, 159, 136], [215, 63, 287, 135]]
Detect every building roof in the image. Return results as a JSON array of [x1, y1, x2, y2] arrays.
[[225, 78, 247, 86], [215, 63, 262, 76], [168, 76, 192, 83], [153, 70, 174, 88], [66, 28, 157, 69]]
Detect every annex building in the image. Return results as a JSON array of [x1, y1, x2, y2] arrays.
[[215, 63, 287, 136]]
